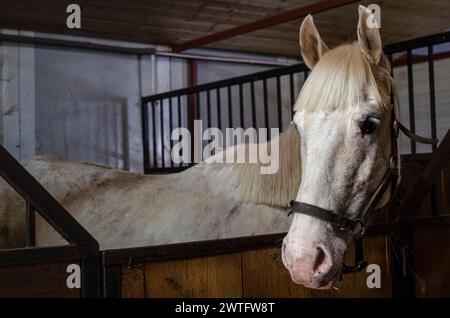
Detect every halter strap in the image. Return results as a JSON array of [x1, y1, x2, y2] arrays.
[[396, 120, 438, 145], [289, 201, 361, 232]]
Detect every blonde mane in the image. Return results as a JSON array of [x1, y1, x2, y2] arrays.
[[235, 125, 301, 208], [294, 42, 390, 113]]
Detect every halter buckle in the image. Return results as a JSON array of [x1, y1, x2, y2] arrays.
[[389, 156, 399, 175], [351, 219, 366, 238], [393, 120, 400, 137]]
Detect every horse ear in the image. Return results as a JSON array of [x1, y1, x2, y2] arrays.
[[299, 14, 329, 69], [357, 5, 382, 64]]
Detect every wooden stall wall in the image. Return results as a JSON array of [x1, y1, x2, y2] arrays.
[[119, 234, 393, 298]]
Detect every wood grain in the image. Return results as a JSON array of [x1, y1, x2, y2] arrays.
[[144, 253, 242, 297], [242, 247, 313, 297], [413, 226, 450, 297], [0, 260, 80, 298], [242, 235, 392, 298], [121, 264, 145, 298]]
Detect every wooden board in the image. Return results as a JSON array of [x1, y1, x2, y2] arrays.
[[143, 253, 242, 298], [0, 260, 80, 298], [121, 264, 145, 298], [242, 246, 313, 297], [413, 226, 450, 297], [242, 235, 392, 298], [131, 234, 393, 298]]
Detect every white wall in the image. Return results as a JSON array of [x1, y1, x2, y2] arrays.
[[0, 31, 190, 172], [0, 30, 36, 161]]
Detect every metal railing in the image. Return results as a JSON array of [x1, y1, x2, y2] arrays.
[[141, 31, 450, 173], [0, 144, 100, 297], [141, 63, 309, 173]]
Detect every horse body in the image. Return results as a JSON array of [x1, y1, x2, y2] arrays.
[[0, 133, 295, 250]]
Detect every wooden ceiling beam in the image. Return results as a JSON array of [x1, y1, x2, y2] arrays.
[[172, 0, 360, 52]]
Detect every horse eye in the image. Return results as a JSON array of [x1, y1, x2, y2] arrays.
[[359, 117, 379, 135]]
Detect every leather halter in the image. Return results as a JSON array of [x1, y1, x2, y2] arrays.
[[289, 79, 438, 276]]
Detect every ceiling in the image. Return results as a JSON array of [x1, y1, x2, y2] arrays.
[[0, 0, 449, 57]]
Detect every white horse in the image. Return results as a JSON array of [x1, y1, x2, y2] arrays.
[[0, 6, 394, 289]]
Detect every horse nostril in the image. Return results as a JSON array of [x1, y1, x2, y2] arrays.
[[313, 246, 332, 276]]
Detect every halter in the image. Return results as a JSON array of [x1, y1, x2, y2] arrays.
[[289, 75, 438, 279]]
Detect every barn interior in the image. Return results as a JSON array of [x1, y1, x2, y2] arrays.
[[0, 0, 449, 298]]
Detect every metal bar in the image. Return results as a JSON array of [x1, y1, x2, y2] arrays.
[[276, 76, 283, 130], [196, 93, 201, 121], [389, 231, 415, 298], [159, 100, 165, 168], [151, 102, 157, 168], [426, 46, 439, 217], [156, 50, 293, 66], [206, 90, 212, 128], [239, 83, 244, 128], [25, 202, 36, 247], [250, 81, 256, 129], [0, 245, 97, 266], [101, 264, 122, 298], [263, 79, 269, 131], [172, 0, 359, 52], [81, 257, 100, 298], [143, 63, 309, 103], [188, 60, 198, 164], [0, 144, 98, 247], [141, 100, 150, 173], [428, 46, 437, 151], [392, 50, 450, 67], [0, 33, 155, 56], [227, 86, 233, 128], [177, 95, 183, 167], [169, 97, 174, 168], [384, 31, 450, 54], [216, 88, 222, 130], [177, 95, 182, 129], [406, 50, 416, 154]]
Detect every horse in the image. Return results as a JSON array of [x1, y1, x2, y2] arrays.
[[0, 5, 397, 289]]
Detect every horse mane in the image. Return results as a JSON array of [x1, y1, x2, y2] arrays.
[[294, 42, 391, 113], [234, 125, 301, 208]]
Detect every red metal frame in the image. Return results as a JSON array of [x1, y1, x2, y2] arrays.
[[172, 0, 359, 52]]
